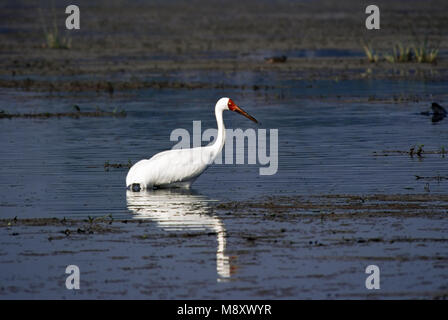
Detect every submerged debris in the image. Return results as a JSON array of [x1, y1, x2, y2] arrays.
[[0, 108, 126, 119], [0, 78, 274, 92], [265, 55, 287, 63], [420, 102, 447, 123], [373, 145, 447, 158], [431, 102, 447, 115], [415, 175, 448, 181], [104, 160, 133, 170]]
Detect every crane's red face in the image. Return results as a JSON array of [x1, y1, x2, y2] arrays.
[[227, 99, 258, 123]]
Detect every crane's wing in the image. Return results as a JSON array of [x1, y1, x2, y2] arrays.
[[126, 147, 214, 188]]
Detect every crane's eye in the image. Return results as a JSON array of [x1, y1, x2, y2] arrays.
[[228, 99, 236, 111]]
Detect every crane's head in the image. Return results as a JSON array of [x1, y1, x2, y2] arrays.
[[218, 97, 258, 123]]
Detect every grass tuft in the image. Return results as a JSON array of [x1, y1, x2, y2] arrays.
[[384, 43, 412, 63], [39, 8, 71, 49], [362, 39, 439, 64], [413, 39, 439, 63], [362, 42, 379, 63]]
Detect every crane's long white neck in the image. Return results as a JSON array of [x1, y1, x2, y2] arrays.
[[211, 105, 226, 158]]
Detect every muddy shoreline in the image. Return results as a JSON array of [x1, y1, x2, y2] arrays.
[[1, 194, 447, 299]]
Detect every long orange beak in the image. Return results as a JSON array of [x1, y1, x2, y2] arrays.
[[233, 105, 258, 123]]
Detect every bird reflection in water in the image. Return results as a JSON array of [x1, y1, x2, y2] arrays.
[[126, 189, 234, 281]]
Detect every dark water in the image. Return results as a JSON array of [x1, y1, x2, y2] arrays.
[[0, 79, 447, 219], [1, 78, 447, 299]]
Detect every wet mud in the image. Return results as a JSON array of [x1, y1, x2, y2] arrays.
[[1, 194, 447, 299]]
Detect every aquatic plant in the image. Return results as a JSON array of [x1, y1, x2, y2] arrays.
[[409, 144, 424, 157], [362, 39, 438, 64], [384, 43, 412, 63], [413, 39, 438, 63], [44, 27, 72, 49], [373, 146, 445, 158], [362, 42, 379, 63], [416, 144, 424, 157], [39, 8, 71, 49]]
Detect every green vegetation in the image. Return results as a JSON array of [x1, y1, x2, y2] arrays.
[[39, 8, 71, 49], [362, 42, 379, 63], [413, 40, 439, 63], [43, 25, 72, 49], [384, 43, 412, 63], [362, 39, 439, 64]]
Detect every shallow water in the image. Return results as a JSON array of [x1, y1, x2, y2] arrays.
[[0, 77, 447, 299], [0, 78, 447, 218], [1, 190, 447, 299]]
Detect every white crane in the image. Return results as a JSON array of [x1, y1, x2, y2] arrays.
[[126, 97, 258, 191]]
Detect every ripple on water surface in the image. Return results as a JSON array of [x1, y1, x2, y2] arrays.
[[0, 79, 447, 218]]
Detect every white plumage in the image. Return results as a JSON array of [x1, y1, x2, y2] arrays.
[[126, 97, 257, 190]]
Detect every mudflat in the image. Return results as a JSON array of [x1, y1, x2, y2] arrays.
[[0, 0, 447, 89]]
